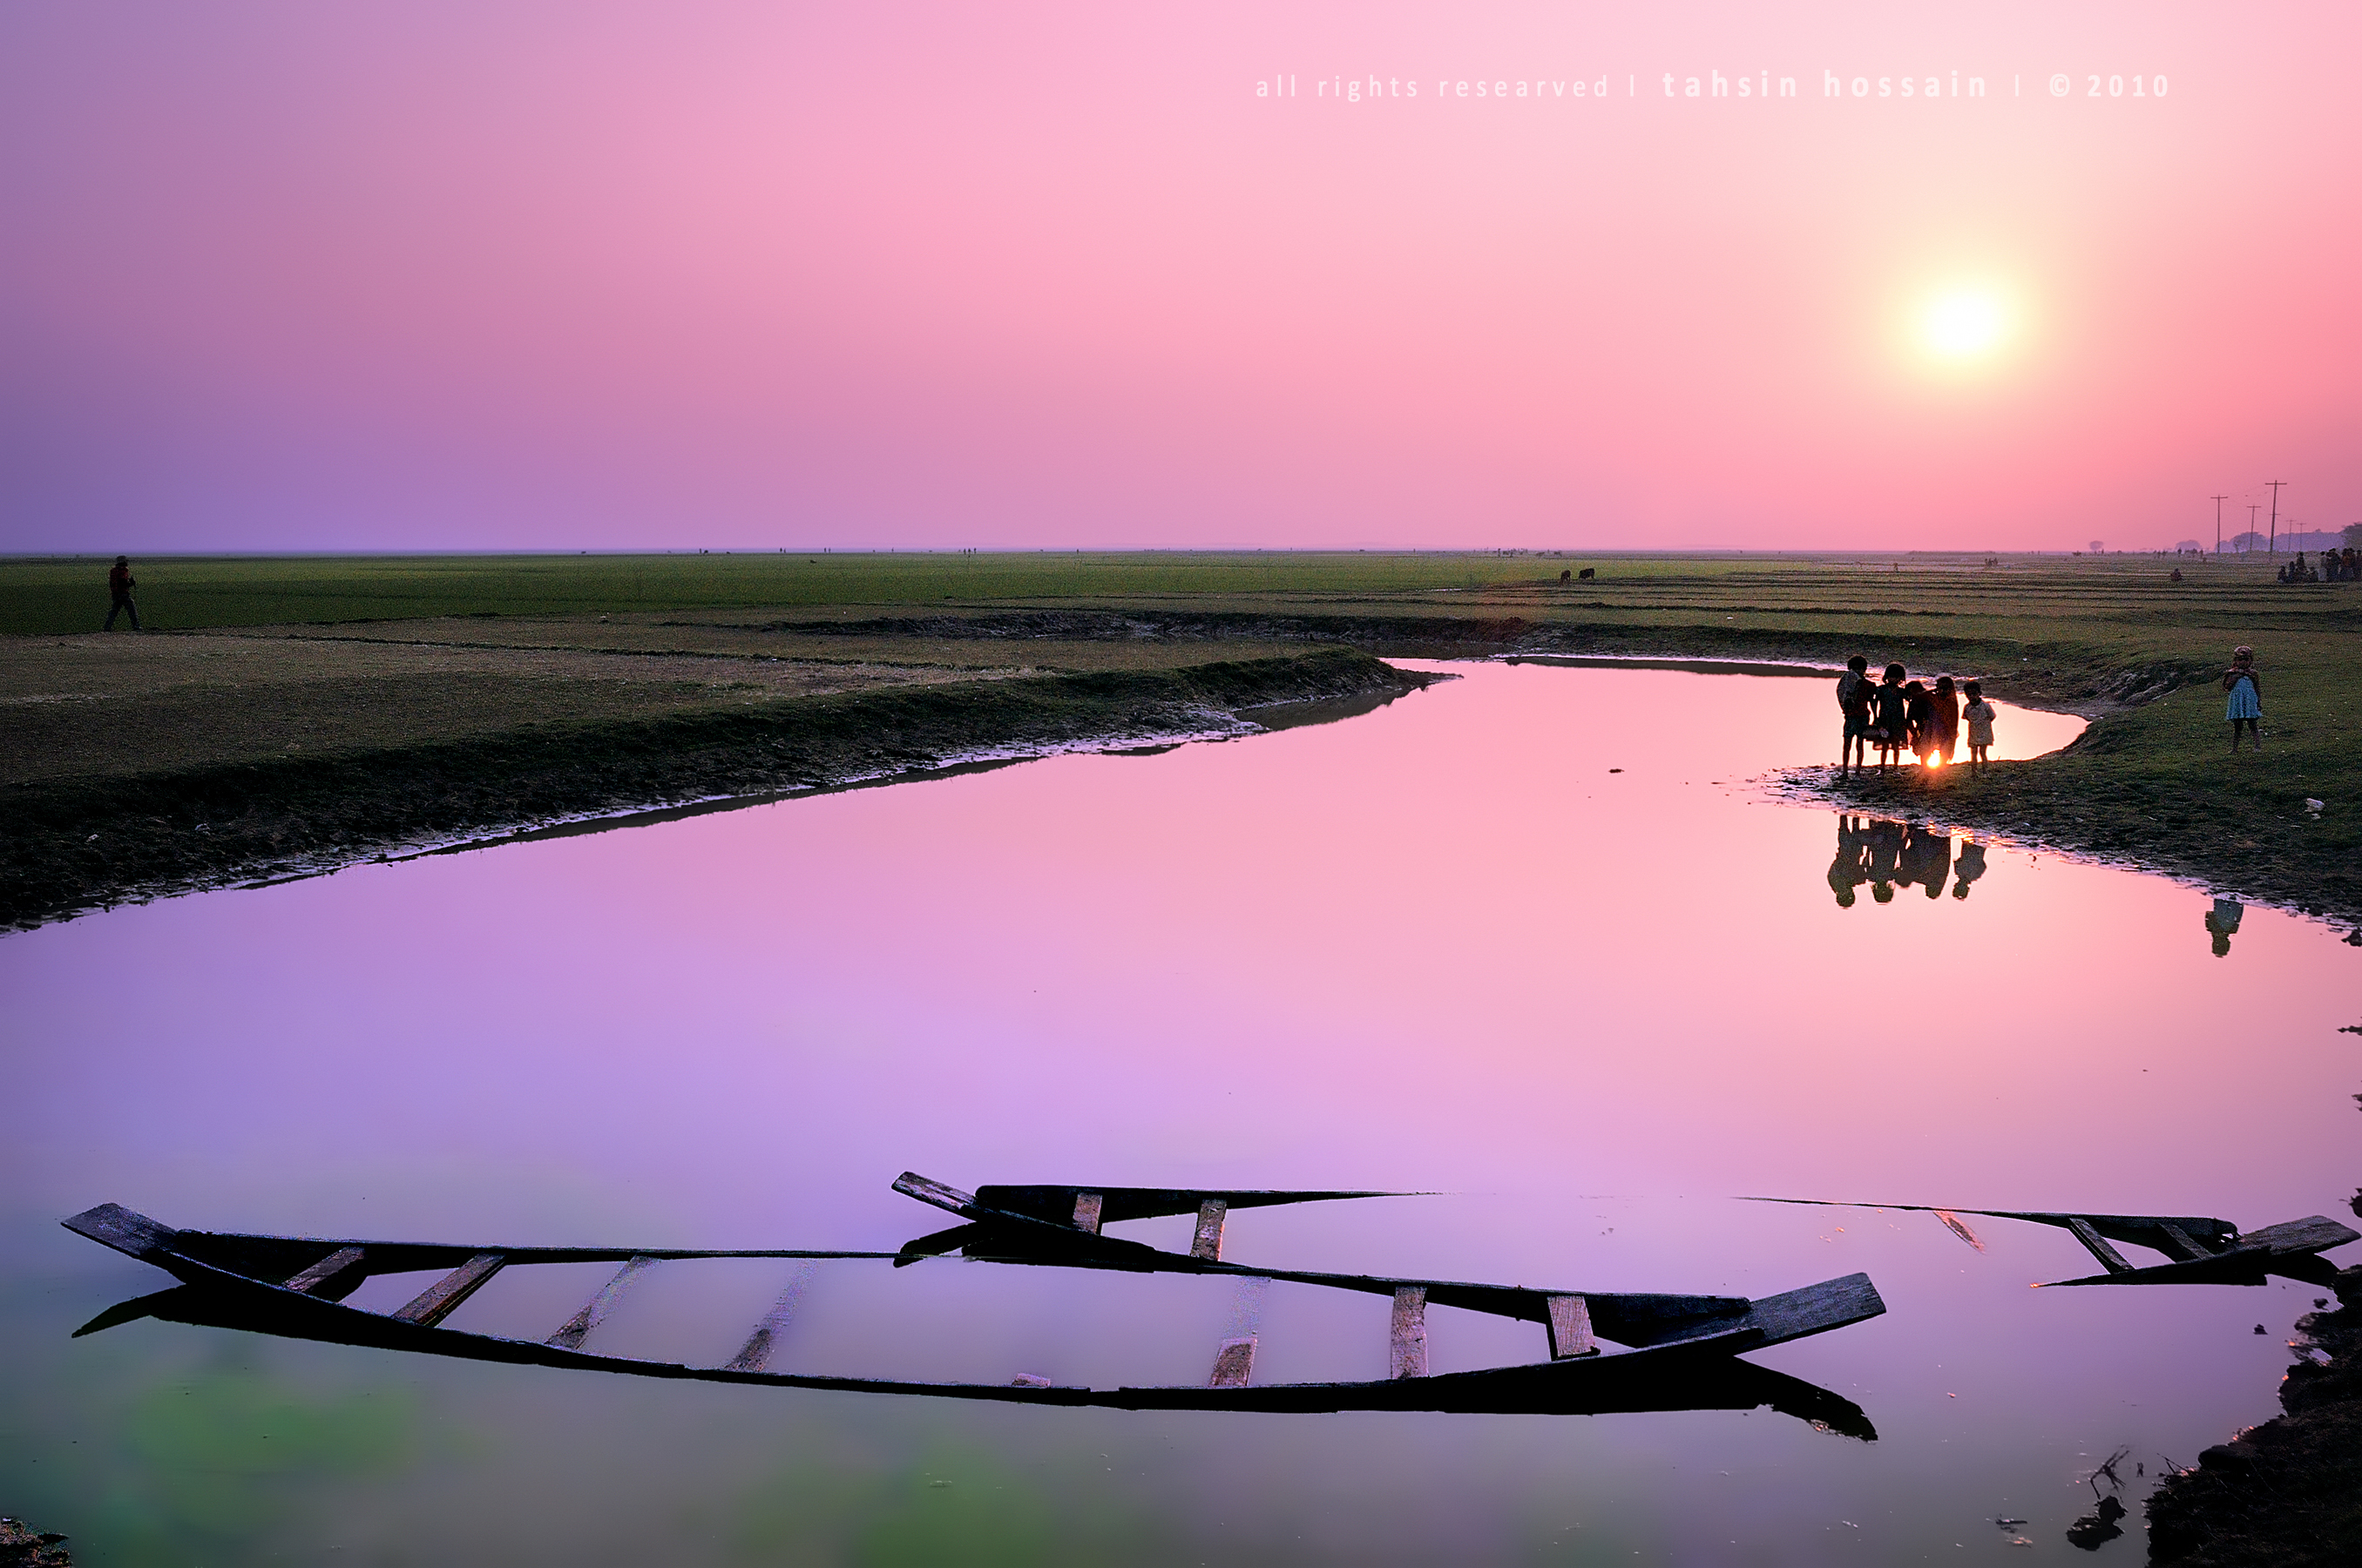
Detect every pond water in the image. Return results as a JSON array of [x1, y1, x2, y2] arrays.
[[3, 661, 2355, 1566]]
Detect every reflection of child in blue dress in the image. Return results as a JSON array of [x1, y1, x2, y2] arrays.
[[2205, 896, 2244, 956], [2223, 646, 2262, 753]]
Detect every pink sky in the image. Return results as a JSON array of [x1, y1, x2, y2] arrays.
[[3, 2, 2356, 553]]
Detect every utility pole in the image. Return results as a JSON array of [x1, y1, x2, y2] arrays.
[[2267, 478, 2286, 553], [2211, 494, 2228, 555], [2246, 504, 2261, 552]]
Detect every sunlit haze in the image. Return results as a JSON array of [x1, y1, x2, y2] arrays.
[[1919, 291, 2010, 362], [2, 2, 2355, 552]]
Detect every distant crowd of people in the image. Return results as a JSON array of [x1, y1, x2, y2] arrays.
[[1834, 657, 1995, 771], [2277, 549, 2359, 584], [1827, 814, 1986, 906]]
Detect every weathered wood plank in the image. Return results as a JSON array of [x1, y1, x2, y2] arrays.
[[1545, 1294, 1597, 1359], [282, 1247, 367, 1295], [392, 1253, 505, 1326], [1208, 1336, 1257, 1389], [545, 1255, 658, 1351], [1191, 1200, 1228, 1262], [2239, 1215, 2362, 1255], [2065, 1218, 2133, 1274], [1389, 1285, 1429, 1379], [724, 1262, 816, 1374], [1071, 1193, 1104, 1234], [61, 1204, 179, 1261], [892, 1173, 981, 1217], [1724, 1272, 1885, 1345]]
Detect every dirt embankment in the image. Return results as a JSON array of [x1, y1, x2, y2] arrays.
[[1794, 763, 2362, 932], [2144, 1249, 2362, 1565], [1, 647, 1431, 931]]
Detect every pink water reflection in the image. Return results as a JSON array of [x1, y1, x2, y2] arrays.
[[3, 662, 2354, 1564]]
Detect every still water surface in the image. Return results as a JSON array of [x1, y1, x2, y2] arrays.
[[3, 662, 2355, 1565]]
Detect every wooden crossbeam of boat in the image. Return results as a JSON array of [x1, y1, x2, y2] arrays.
[[2065, 1218, 2133, 1274], [1389, 1286, 1429, 1379], [725, 1263, 814, 1374], [1207, 1337, 1256, 1389], [394, 1254, 506, 1326], [281, 1246, 368, 1297], [1191, 1199, 1228, 1261], [1546, 1294, 1598, 1359], [546, 1255, 659, 1350]]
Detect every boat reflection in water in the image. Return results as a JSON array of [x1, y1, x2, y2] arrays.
[[1825, 814, 1987, 906], [64, 1179, 1885, 1440]]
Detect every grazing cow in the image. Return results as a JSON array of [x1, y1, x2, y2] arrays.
[[1578, 567, 1595, 580], [1559, 569, 1572, 583]]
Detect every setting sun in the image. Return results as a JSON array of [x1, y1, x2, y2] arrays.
[[1919, 289, 2010, 360]]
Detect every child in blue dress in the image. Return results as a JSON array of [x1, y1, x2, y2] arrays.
[[2223, 646, 2261, 752]]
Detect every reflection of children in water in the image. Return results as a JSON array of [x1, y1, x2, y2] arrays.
[[1866, 816, 1905, 902], [1827, 815, 1872, 907], [1828, 814, 1963, 905], [2204, 897, 2244, 956], [1950, 838, 1987, 899], [1903, 820, 1953, 898]]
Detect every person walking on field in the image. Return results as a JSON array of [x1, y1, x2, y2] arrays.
[[104, 556, 140, 632], [2223, 645, 2262, 753], [1961, 680, 1996, 765]]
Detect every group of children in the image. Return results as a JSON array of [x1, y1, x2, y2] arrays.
[[1834, 657, 1996, 771]]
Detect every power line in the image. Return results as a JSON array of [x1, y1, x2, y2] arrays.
[[2210, 493, 2228, 555]]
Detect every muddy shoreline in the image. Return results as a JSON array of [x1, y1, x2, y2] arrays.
[[1783, 763, 2362, 936], [2143, 1254, 2362, 1565], [0, 647, 1432, 931]]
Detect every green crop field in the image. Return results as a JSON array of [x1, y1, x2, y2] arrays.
[[0, 550, 1612, 634]]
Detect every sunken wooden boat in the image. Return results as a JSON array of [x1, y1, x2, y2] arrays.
[[1749, 1197, 2359, 1287], [63, 1173, 1886, 1433]]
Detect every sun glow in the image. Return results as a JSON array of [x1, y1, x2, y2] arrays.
[[1919, 289, 2009, 361]]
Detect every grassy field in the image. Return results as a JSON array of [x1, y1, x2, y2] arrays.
[[0, 550, 1608, 634], [6, 549, 2359, 927]]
